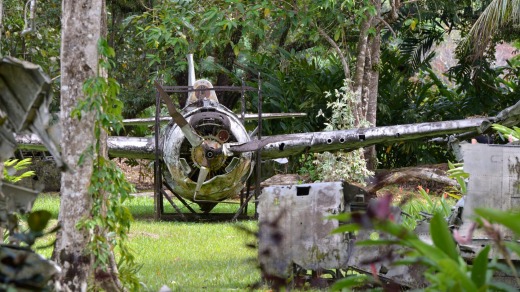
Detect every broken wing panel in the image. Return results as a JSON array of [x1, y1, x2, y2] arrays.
[[15, 134, 155, 159]]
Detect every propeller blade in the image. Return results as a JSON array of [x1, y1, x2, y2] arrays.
[[224, 136, 297, 154], [193, 166, 210, 201], [154, 80, 203, 147]]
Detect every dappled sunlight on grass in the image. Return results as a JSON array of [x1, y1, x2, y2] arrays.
[[129, 220, 260, 291], [32, 193, 260, 291], [32, 193, 60, 219], [125, 195, 256, 219]]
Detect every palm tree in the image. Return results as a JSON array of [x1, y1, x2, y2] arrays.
[[459, 0, 520, 61]]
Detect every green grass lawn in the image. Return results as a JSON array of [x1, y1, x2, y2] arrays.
[[32, 193, 261, 291], [31, 188, 455, 291]]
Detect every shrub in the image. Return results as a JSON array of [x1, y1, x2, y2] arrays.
[[3, 158, 35, 183]]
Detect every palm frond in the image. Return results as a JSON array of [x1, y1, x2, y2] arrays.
[[399, 25, 444, 71], [458, 0, 520, 61]]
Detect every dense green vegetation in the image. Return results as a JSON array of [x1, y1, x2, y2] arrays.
[[2, 0, 520, 290], [2, 0, 518, 168]]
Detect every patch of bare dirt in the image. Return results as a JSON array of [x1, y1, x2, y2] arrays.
[[114, 158, 154, 191]]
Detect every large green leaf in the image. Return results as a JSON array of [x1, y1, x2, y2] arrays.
[[471, 245, 491, 288], [475, 208, 520, 236], [438, 258, 477, 291], [430, 212, 459, 262], [331, 274, 371, 291]]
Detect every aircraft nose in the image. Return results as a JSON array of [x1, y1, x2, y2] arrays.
[[192, 139, 225, 170]]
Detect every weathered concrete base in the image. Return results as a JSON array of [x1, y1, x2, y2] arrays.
[[258, 181, 427, 288], [258, 182, 352, 277]]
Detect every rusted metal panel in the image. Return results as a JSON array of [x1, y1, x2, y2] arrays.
[[0, 182, 39, 213], [259, 182, 428, 288], [258, 182, 350, 276], [0, 57, 63, 167], [348, 232, 428, 288], [0, 57, 51, 132], [457, 143, 520, 288], [496, 100, 520, 127], [0, 126, 17, 161]]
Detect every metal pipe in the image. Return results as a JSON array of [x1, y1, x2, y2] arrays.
[[154, 87, 161, 220], [187, 54, 195, 87], [254, 73, 262, 219], [241, 78, 246, 124]]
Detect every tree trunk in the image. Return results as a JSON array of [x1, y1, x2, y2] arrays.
[[0, 0, 3, 55], [52, 0, 105, 290], [363, 28, 382, 170], [352, 14, 372, 127], [364, 165, 457, 195], [355, 0, 383, 170]]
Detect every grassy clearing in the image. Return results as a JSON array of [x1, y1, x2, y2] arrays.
[[32, 193, 260, 291], [31, 185, 458, 291], [131, 220, 259, 291], [125, 194, 257, 219]]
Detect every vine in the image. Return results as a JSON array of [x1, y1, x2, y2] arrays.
[[71, 39, 140, 290], [314, 80, 373, 184]]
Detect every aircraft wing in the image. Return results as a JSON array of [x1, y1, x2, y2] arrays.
[[227, 117, 492, 159], [15, 100, 520, 160], [15, 134, 155, 159], [122, 113, 307, 126], [11, 116, 497, 160], [227, 99, 520, 159]]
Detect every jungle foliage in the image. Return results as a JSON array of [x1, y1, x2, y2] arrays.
[[332, 200, 520, 291], [0, 0, 519, 169]]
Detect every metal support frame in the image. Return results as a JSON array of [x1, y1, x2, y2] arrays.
[[153, 80, 261, 221], [255, 73, 262, 219]]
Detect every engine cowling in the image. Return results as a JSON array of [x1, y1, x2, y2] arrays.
[[160, 100, 253, 212]]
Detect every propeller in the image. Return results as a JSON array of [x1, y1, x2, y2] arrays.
[[154, 80, 203, 147], [191, 139, 226, 200], [223, 135, 296, 154], [155, 81, 226, 199], [194, 166, 209, 201]]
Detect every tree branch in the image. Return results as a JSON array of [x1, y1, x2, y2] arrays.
[[315, 24, 351, 81], [377, 16, 396, 37]]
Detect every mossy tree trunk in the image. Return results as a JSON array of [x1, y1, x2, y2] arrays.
[[52, 0, 105, 290]]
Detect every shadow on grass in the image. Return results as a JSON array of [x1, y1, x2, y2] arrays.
[[128, 195, 256, 221]]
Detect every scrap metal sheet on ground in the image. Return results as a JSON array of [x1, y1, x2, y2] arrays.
[[258, 182, 350, 276], [462, 144, 520, 229]]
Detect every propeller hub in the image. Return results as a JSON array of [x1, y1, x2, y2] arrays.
[[191, 138, 226, 170]]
